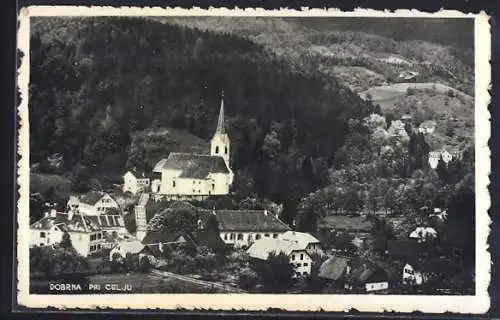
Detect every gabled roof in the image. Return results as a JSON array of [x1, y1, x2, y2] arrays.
[[247, 238, 309, 260], [318, 256, 349, 280], [86, 214, 125, 229], [153, 153, 230, 179], [348, 265, 388, 284], [30, 212, 100, 233], [212, 210, 291, 232], [281, 231, 320, 246], [114, 239, 145, 255]]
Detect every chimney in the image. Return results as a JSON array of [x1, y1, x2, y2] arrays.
[[50, 209, 57, 218]]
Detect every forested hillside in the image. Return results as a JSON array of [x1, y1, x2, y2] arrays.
[[29, 17, 375, 218]]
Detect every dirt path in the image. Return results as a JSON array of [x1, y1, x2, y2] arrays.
[[150, 269, 248, 293]]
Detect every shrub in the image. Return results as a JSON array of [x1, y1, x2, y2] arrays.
[[237, 267, 258, 291]]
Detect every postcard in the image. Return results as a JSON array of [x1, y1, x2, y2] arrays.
[[16, 6, 491, 313]]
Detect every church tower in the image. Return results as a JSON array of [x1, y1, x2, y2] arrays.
[[210, 91, 230, 168]]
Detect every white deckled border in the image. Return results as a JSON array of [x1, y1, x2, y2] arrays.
[[16, 6, 491, 313]]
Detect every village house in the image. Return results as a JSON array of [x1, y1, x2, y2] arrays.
[[122, 170, 151, 195], [418, 120, 436, 134], [281, 230, 323, 256], [109, 238, 146, 261], [67, 191, 119, 216], [398, 70, 419, 81], [347, 264, 390, 292], [409, 226, 438, 243], [151, 95, 234, 200], [30, 209, 104, 257], [402, 263, 428, 285], [205, 209, 291, 248], [318, 256, 351, 288], [428, 149, 461, 169], [247, 231, 321, 277]]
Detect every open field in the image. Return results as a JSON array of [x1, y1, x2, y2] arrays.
[[358, 82, 472, 102]]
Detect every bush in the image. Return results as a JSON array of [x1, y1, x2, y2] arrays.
[[139, 256, 152, 273], [237, 267, 258, 290]]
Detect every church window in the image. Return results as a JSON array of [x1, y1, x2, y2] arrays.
[[225, 147, 228, 154], [215, 146, 219, 154]]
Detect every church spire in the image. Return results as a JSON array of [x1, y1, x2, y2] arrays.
[[215, 90, 225, 135]]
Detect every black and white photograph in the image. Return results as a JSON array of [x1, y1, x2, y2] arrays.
[[16, 6, 491, 313]]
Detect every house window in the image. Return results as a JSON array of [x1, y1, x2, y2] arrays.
[[173, 181, 176, 187], [237, 234, 243, 240], [302, 272, 308, 275], [40, 243, 44, 246], [291, 254, 295, 261], [300, 254, 304, 260], [296, 272, 301, 277], [212, 184, 215, 190], [303, 263, 308, 267], [224, 234, 228, 240], [97, 233, 102, 239], [193, 181, 196, 184], [215, 146, 219, 154], [248, 234, 253, 240], [230, 234, 235, 240], [40, 232, 46, 238], [273, 234, 278, 238], [297, 263, 301, 267], [225, 147, 228, 154], [255, 234, 261, 240], [264, 234, 270, 237]]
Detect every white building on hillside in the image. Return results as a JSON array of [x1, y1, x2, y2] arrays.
[[123, 170, 150, 195], [151, 94, 234, 200], [205, 209, 291, 247], [428, 149, 461, 169], [30, 209, 105, 257], [281, 230, 323, 256], [67, 191, 119, 216]]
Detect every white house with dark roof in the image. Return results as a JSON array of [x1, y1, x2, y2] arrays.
[[123, 170, 150, 195], [247, 236, 314, 277], [208, 209, 291, 247], [67, 191, 119, 216], [30, 209, 105, 257], [281, 231, 323, 256], [151, 94, 233, 200]]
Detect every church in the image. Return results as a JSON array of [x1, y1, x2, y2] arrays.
[[151, 94, 234, 200]]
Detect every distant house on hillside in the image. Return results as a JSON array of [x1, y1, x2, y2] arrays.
[[30, 209, 104, 257], [123, 170, 150, 195], [428, 149, 461, 169], [402, 263, 428, 285], [204, 209, 291, 248], [398, 70, 419, 81], [247, 236, 315, 278], [409, 226, 438, 243], [67, 191, 119, 216], [150, 94, 234, 201], [281, 231, 323, 256], [418, 120, 436, 134]]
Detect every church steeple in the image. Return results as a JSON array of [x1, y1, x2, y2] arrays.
[[210, 90, 230, 168], [215, 90, 225, 135]]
